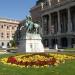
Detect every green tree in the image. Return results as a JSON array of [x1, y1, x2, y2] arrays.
[[10, 40, 16, 47], [10, 34, 17, 47]]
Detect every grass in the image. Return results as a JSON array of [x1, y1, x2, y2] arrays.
[[0, 53, 75, 75]]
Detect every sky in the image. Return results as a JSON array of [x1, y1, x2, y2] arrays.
[[0, 0, 37, 20]]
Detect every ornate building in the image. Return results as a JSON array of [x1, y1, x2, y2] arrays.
[[30, 0, 75, 49], [0, 18, 19, 48]]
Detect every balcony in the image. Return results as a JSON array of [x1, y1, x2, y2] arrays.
[[42, 0, 75, 10]]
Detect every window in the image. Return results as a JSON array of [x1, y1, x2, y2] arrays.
[[43, 15, 49, 34], [1, 33, 3, 35], [1, 33, 4, 38], [7, 26, 9, 29], [51, 12, 58, 34], [7, 33, 9, 35], [7, 33, 9, 38], [45, 1, 48, 6], [7, 42, 10, 47], [1, 36, 3, 38], [7, 36, 9, 38], [1, 25, 3, 28], [12, 33, 14, 36], [60, 9, 68, 33], [12, 33, 14, 38], [43, 39, 49, 47], [4, 24, 6, 26], [2, 42, 4, 46], [12, 26, 14, 29]]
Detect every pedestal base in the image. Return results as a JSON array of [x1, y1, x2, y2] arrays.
[[18, 33, 44, 53]]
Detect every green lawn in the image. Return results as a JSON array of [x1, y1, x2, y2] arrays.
[[0, 54, 75, 75]]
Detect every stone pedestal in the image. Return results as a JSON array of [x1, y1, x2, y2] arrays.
[[18, 33, 44, 53]]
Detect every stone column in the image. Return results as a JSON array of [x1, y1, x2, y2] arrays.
[[68, 37, 72, 48], [57, 11, 61, 34], [68, 8, 72, 32], [48, 0, 51, 6], [57, 37, 61, 48], [58, 0, 60, 2]]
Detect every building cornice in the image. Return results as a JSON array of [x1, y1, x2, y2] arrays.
[[30, 3, 42, 12], [0, 17, 20, 24], [41, 0, 75, 16]]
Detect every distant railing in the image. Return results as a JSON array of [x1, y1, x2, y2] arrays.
[[43, 0, 75, 10]]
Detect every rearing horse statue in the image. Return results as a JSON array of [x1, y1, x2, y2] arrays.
[[25, 16, 39, 33]]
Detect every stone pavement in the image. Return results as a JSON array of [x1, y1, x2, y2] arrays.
[[44, 48, 64, 52], [0, 50, 9, 54]]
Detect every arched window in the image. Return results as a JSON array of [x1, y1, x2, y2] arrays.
[[12, 26, 14, 29], [7, 26, 9, 29], [2, 42, 4, 46], [1, 25, 3, 28], [1, 32, 4, 38], [7, 42, 10, 47], [43, 39, 49, 47]]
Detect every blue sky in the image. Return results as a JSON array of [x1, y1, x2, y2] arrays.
[[0, 0, 37, 20]]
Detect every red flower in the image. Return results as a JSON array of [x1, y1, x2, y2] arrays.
[[7, 56, 17, 64]]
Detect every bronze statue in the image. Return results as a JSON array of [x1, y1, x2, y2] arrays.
[[25, 16, 39, 33]]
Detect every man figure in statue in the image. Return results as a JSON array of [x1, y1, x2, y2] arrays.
[[25, 16, 39, 34]]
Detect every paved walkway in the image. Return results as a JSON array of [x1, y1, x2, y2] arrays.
[[44, 48, 64, 52], [0, 52, 9, 54], [0, 50, 9, 54]]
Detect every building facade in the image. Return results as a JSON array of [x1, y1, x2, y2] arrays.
[[30, 3, 43, 23], [30, 0, 75, 49], [30, 3, 44, 35], [0, 18, 19, 48]]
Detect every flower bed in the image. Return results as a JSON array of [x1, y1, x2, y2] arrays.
[[1, 53, 75, 68]]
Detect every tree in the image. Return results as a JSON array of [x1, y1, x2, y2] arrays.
[[10, 35, 17, 47], [10, 40, 16, 47], [36, 0, 45, 5]]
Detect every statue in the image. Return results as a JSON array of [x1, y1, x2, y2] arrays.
[[18, 16, 44, 53], [25, 16, 39, 33]]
